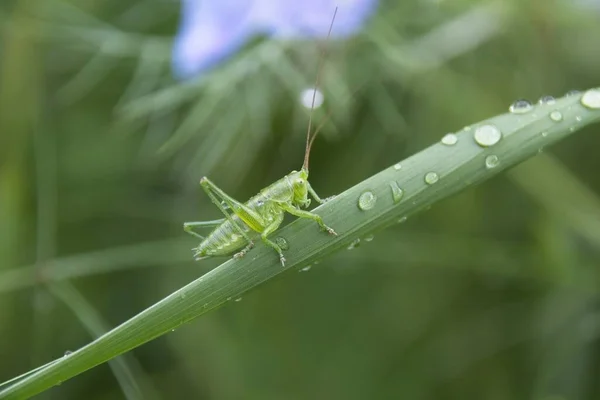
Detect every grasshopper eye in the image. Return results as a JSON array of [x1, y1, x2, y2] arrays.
[[295, 178, 305, 186]]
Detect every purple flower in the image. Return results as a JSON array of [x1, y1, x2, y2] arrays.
[[172, 0, 378, 79]]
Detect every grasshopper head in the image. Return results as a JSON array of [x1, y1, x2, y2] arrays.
[[289, 169, 310, 208]]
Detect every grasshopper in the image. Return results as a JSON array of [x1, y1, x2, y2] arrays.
[[183, 9, 339, 267]]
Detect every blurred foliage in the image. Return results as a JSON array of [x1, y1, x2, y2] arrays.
[[1, 0, 600, 399]]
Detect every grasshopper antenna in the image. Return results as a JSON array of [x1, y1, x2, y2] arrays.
[[302, 6, 338, 173]]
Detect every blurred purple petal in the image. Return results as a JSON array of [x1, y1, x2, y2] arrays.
[[268, 0, 379, 38], [172, 0, 379, 79], [172, 0, 257, 79]]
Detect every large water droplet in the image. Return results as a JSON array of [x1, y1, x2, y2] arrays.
[[509, 99, 533, 114], [441, 133, 458, 146], [538, 95, 556, 105], [299, 265, 312, 272], [64, 350, 73, 357], [347, 238, 361, 250], [485, 155, 500, 169], [474, 124, 502, 147], [424, 172, 439, 185], [393, 163, 402, 171], [300, 88, 324, 109], [234, 297, 243, 302], [581, 88, 600, 109], [549, 110, 563, 122], [389, 181, 404, 203], [364, 234, 375, 242], [358, 191, 377, 210]]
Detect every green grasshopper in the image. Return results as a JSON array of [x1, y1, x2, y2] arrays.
[[183, 9, 339, 267]]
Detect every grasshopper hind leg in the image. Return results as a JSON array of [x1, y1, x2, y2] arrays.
[[233, 241, 255, 260], [260, 213, 287, 266]]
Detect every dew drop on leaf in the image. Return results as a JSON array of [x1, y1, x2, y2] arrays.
[[485, 155, 500, 169], [275, 236, 289, 250], [347, 238, 361, 250], [509, 99, 533, 114], [389, 181, 404, 203], [538, 95, 556, 105], [581, 88, 600, 109], [424, 172, 439, 185], [441, 133, 458, 146], [358, 191, 377, 210], [549, 110, 563, 122], [474, 124, 502, 147]]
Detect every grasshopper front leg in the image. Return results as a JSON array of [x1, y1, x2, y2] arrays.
[[307, 182, 336, 204], [281, 203, 337, 236]]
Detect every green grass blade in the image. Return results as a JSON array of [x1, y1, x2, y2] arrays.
[[1, 88, 599, 399]]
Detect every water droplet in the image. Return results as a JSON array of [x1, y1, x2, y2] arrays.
[[424, 172, 439, 185], [441, 133, 458, 146], [581, 89, 600, 109], [300, 88, 324, 109], [541, 131, 548, 137], [549, 110, 563, 122], [485, 155, 500, 169], [64, 350, 73, 357], [364, 234, 375, 242], [347, 238, 361, 250], [234, 297, 242, 302], [227, 297, 232, 301], [463, 126, 472, 131], [565, 89, 580, 97], [275, 237, 289, 250], [388, 181, 404, 203], [299, 265, 312, 272], [313, 260, 320, 265], [474, 124, 502, 147], [538, 95, 556, 105], [358, 191, 377, 211], [393, 163, 402, 170], [397, 216, 408, 224], [179, 291, 187, 299], [575, 115, 583, 122], [509, 99, 533, 114]]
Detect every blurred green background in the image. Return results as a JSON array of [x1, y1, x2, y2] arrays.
[[2, 0, 600, 399]]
